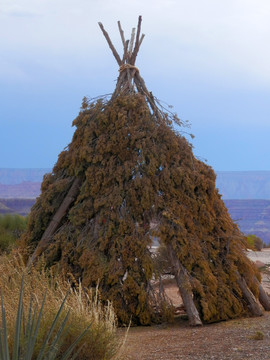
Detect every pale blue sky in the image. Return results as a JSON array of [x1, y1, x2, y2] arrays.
[[1, 0, 270, 170]]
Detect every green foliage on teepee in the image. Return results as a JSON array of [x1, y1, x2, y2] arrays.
[[22, 17, 268, 326]]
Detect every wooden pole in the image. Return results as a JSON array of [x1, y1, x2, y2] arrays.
[[134, 73, 162, 120], [254, 276, 270, 311], [128, 27, 136, 60], [27, 177, 82, 267], [98, 22, 122, 66], [236, 273, 263, 316], [130, 16, 142, 65], [167, 243, 203, 326], [139, 34, 145, 48], [122, 40, 129, 64], [117, 21, 126, 48]]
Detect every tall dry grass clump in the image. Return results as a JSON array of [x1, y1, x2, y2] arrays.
[[0, 251, 124, 360]]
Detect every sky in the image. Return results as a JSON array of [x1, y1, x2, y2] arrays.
[[1, 0, 270, 171]]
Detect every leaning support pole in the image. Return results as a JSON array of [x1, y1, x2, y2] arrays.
[[167, 243, 203, 326], [236, 273, 263, 316], [98, 22, 122, 66], [253, 276, 270, 311], [28, 177, 82, 268]]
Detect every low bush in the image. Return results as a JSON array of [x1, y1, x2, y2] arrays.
[[0, 252, 124, 360], [246, 235, 264, 251], [0, 214, 27, 253]]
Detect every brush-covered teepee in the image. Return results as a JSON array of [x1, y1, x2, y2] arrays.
[[24, 17, 270, 326]]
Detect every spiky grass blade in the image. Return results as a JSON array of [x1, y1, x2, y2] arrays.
[[24, 293, 47, 360], [24, 295, 34, 344], [12, 276, 24, 360], [44, 310, 70, 360], [0, 328, 6, 360], [60, 322, 92, 360], [23, 295, 35, 360], [1, 289, 10, 360], [36, 291, 70, 360]]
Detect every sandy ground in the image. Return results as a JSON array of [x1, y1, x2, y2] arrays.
[[247, 249, 270, 293], [120, 314, 270, 360], [247, 248, 270, 263]]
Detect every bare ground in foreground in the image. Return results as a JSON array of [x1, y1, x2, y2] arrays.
[[120, 313, 270, 360]]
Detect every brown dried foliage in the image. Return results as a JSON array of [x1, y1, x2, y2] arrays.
[[22, 94, 260, 325]]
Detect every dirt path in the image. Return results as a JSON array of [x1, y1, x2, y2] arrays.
[[120, 313, 270, 360]]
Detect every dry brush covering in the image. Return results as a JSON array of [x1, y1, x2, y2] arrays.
[[22, 93, 263, 325]]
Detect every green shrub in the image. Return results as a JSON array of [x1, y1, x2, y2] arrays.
[[0, 214, 27, 253], [246, 235, 264, 251]]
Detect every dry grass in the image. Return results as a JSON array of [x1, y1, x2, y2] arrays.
[[0, 250, 126, 360]]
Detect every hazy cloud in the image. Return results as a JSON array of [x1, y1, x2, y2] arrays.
[[1, 0, 270, 88]]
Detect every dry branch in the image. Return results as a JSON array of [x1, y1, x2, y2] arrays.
[[117, 21, 126, 47], [28, 177, 82, 267], [139, 34, 145, 48], [167, 244, 203, 326], [122, 40, 129, 64], [98, 22, 122, 66], [130, 15, 142, 64], [128, 27, 136, 59], [236, 273, 262, 316], [254, 276, 270, 311]]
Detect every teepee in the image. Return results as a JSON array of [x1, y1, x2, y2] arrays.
[[24, 17, 270, 326]]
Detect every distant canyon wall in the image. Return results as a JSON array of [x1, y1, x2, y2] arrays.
[[0, 198, 36, 216], [0, 168, 51, 185], [216, 171, 270, 200], [224, 200, 270, 245]]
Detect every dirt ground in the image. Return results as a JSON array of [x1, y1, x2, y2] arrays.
[[119, 250, 270, 360], [120, 314, 270, 360]]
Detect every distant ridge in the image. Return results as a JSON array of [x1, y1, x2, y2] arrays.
[[224, 199, 270, 244], [216, 171, 270, 199], [0, 198, 36, 215], [0, 168, 51, 185], [0, 182, 41, 199]]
